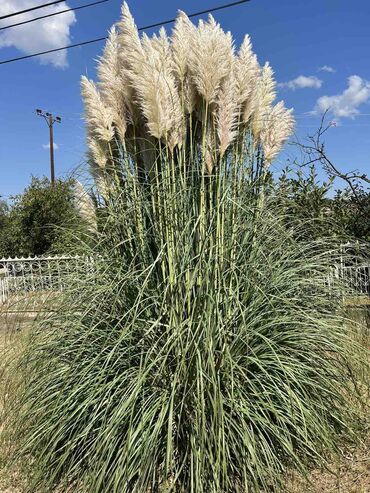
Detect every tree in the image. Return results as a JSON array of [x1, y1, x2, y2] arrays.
[[0, 199, 8, 230], [333, 184, 370, 242], [281, 113, 370, 244], [0, 177, 84, 257], [276, 165, 333, 237], [0, 199, 11, 256]]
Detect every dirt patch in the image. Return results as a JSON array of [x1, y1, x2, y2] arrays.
[[286, 437, 370, 492]]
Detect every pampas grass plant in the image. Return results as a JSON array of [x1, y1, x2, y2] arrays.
[[3, 3, 367, 493], [81, 2, 294, 201]]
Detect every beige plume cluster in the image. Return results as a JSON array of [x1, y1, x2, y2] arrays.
[[82, 1, 294, 183], [72, 180, 98, 233]]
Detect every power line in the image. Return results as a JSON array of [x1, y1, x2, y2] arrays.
[[134, 0, 251, 31], [0, 0, 251, 65], [0, 0, 109, 32], [0, 0, 67, 21], [0, 38, 108, 65]]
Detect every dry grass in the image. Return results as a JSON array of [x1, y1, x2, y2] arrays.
[[0, 317, 29, 493], [344, 296, 370, 307], [286, 437, 370, 493], [288, 307, 370, 492]]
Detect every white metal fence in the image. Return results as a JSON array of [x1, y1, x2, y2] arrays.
[[0, 256, 88, 305], [334, 265, 370, 296], [1, 254, 369, 306]]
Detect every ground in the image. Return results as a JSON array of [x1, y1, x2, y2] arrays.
[[0, 310, 369, 493], [286, 437, 370, 493], [0, 315, 26, 493]]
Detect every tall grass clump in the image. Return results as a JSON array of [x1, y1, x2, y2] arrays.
[[4, 3, 367, 492]]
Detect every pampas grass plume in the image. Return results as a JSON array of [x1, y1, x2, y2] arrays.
[[97, 27, 127, 141], [188, 15, 234, 104], [81, 76, 115, 143], [252, 62, 276, 141], [260, 101, 295, 164], [82, 2, 294, 177]]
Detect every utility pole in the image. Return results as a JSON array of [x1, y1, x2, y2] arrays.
[[36, 109, 62, 184]]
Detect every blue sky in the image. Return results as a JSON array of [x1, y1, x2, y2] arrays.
[[1, 0, 370, 198]]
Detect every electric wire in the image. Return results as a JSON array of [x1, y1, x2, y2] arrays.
[[0, 0, 109, 32], [0, 0, 251, 65], [0, 0, 69, 21]]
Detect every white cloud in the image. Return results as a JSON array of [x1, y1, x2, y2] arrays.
[[318, 65, 336, 73], [0, 1, 76, 68], [314, 75, 370, 118], [278, 75, 323, 90], [43, 142, 59, 150]]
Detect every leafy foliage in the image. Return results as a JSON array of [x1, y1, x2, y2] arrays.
[[0, 199, 10, 249], [275, 165, 370, 242], [0, 177, 88, 257], [332, 184, 370, 242]]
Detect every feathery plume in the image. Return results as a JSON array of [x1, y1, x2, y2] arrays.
[[97, 27, 127, 141], [132, 28, 183, 145], [86, 138, 109, 198], [81, 76, 115, 142], [116, 2, 145, 123], [216, 73, 239, 156], [172, 11, 197, 113], [81, 2, 293, 179], [171, 11, 195, 83], [87, 136, 109, 170], [235, 35, 259, 106], [260, 101, 294, 164], [252, 62, 276, 141], [189, 15, 234, 104], [86, 136, 110, 197], [73, 181, 98, 232], [117, 2, 143, 66], [235, 35, 260, 126]]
